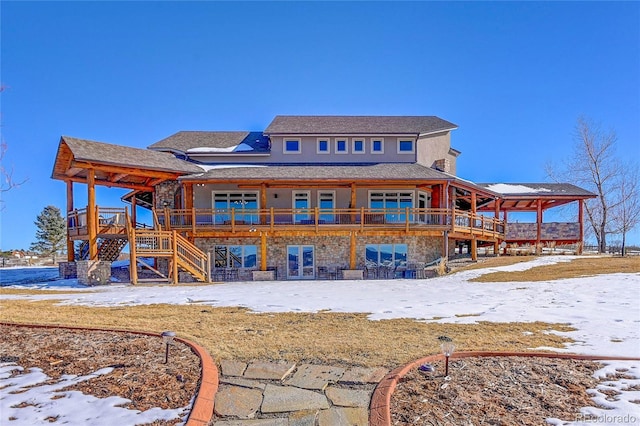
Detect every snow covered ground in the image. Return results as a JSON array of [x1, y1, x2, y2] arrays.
[[2, 255, 639, 425]]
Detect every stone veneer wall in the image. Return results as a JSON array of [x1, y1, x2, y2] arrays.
[[76, 260, 111, 286], [59, 261, 77, 279], [155, 180, 181, 209], [194, 235, 446, 278], [506, 222, 580, 241]]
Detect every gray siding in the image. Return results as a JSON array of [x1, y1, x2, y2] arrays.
[[416, 132, 457, 175], [269, 135, 418, 164]]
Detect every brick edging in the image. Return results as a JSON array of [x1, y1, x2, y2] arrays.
[[369, 351, 640, 426], [0, 322, 218, 426]]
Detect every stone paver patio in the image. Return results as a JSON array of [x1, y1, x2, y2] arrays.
[[211, 360, 388, 425]]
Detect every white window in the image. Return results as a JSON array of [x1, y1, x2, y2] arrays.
[[316, 138, 330, 154], [371, 138, 384, 154], [335, 138, 348, 154], [397, 138, 415, 154], [284, 138, 301, 154], [352, 138, 365, 154]]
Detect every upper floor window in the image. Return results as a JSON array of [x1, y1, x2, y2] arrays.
[[317, 138, 330, 154], [335, 138, 348, 154], [284, 139, 301, 154], [352, 138, 365, 154], [397, 138, 415, 154], [371, 138, 384, 154]]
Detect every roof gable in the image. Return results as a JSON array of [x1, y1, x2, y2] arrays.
[[59, 136, 202, 174], [264, 115, 458, 135]]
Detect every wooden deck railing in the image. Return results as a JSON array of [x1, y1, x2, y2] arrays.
[[67, 206, 129, 238], [155, 207, 506, 239], [131, 229, 209, 283]]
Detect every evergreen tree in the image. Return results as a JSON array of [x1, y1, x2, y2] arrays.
[[30, 205, 66, 263]]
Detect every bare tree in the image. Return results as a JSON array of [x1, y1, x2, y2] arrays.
[[547, 116, 632, 253], [1, 85, 27, 204], [610, 162, 640, 256]]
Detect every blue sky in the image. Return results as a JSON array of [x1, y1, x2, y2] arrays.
[[1, 1, 639, 250]]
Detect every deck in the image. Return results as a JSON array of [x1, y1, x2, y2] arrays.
[[155, 207, 506, 240]]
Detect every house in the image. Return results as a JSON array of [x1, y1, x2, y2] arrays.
[[51, 115, 595, 284]]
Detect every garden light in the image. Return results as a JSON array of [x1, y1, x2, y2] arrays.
[[161, 331, 176, 364], [441, 340, 455, 377]]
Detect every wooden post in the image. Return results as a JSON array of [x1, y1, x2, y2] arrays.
[[350, 183, 357, 223], [129, 227, 138, 285], [471, 238, 478, 261], [260, 232, 267, 271], [131, 195, 137, 228], [578, 199, 584, 254], [164, 207, 170, 231], [314, 207, 319, 232], [172, 230, 178, 284], [184, 183, 193, 210], [443, 230, 449, 259], [494, 199, 501, 255], [536, 199, 543, 255], [405, 207, 410, 233], [360, 207, 365, 231], [87, 169, 98, 260], [191, 208, 196, 235], [270, 207, 274, 231], [350, 232, 357, 270], [66, 181, 74, 261], [261, 183, 267, 225], [503, 210, 509, 255], [451, 207, 456, 232]]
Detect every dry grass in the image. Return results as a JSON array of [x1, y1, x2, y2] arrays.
[[2, 255, 634, 368], [469, 255, 640, 282], [1, 299, 573, 368]]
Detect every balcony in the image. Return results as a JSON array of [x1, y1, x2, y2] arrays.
[[155, 207, 506, 240], [67, 207, 129, 239]]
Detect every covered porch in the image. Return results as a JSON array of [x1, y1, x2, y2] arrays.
[[477, 183, 597, 255]]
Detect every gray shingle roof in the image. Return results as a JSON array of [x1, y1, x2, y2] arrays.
[[264, 115, 458, 135], [148, 131, 269, 153], [477, 183, 596, 197], [184, 163, 454, 182], [61, 136, 202, 174]]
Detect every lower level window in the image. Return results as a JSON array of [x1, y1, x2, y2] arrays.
[[214, 245, 257, 268], [365, 244, 407, 267]]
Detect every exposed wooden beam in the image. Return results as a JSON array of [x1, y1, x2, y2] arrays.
[[72, 161, 183, 179], [110, 173, 129, 183], [65, 167, 83, 177], [60, 175, 154, 191]]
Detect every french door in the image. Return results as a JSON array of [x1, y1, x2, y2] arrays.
[[318, 191, 335, 223], [287, 245, 315, 279], [293, 191, 311, 223]]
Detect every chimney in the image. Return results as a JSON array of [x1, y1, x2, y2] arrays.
[[433, 158, 451, 173]]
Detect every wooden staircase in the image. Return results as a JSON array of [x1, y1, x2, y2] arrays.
[[77, 238, 128, 262], [126, 210, 210, 284]]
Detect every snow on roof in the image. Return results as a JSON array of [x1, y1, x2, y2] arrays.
[[195, 164, 267, 172], [186, 142, 255, 154], [486, 183, 552, 194]]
